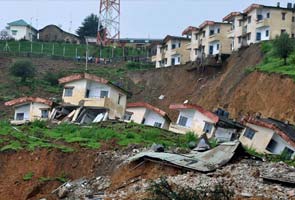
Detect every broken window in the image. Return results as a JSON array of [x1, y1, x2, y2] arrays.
[[282, 12, 286, 20], [64, 87, 73, 97], [16, 113, 24, 120], [281, 147, 294, 160], [203, 122, 213, 133], [266, 139, 278, 152], [244, 128, 255, 140], [178, 116, 188, 127], [100, 90, 109, 98], [154, 122, 162, 128], [41, 109, 49, 119]]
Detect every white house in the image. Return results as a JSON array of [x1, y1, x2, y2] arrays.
[[4, 97, 53, 125], [240, 116, 295, 159], [169, 104, 244, 142], [124, 102, 171, 129], [6, 19, 37, 41], [57, 73, 128, 122]]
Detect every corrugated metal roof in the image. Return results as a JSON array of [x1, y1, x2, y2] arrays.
[[128, 141, 241, 172]]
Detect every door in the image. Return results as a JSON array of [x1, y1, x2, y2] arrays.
[[209, 45, 214, 55]]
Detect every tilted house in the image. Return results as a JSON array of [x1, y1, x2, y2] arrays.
[[4, 97, 53, 125], [124, 102, 171, 129], [57, 73, 127, 123], [169, 104, 244, 142], [240, 116, 295, 159]]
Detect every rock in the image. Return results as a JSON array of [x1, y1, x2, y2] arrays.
[[288, 190, 295, 197], [151, 144, 164, 152], [240, 192, 253, 197], [57, 186, 69, 198]]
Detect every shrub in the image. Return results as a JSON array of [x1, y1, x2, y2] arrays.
[[146, 177, 234, 200], [44, 72, 62, 86], [10, 60, 35, 82], [273, 33, 295, 65], [261, 41, 272, 54], [125, 61, 154, 70], [289, 52, 295, 65], [185, 132, 197, 143]]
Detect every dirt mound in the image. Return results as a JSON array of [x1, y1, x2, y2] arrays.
[[0, 149, 122, 200]]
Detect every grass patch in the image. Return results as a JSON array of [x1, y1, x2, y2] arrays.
[[23, 172, 34, 181]]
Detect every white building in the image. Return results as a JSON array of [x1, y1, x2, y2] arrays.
[[240, 117, 295, 159], [6, 19, 37, 41], [4, 97, 52, 125], [124, 102, 171, 129]]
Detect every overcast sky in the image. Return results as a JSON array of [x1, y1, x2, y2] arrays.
[[0, 0, 293, 38]]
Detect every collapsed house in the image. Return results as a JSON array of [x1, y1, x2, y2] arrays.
[[169, 103, 244, 142], [4, 97, 53, 125], [240, 116, 295, 159], [50, 73, 128, 124], [124, 102, 171, 129]]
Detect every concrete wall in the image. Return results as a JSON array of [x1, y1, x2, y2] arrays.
[[13, 102, 51, 121], [14, 104, 30, 121], [8, 26, 37, 41], [127, 107, 147, 124]]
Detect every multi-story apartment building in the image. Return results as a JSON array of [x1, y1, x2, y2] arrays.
[[152, 35, 190, 68], [224, 3, 295, 51], [182, 26, 199, 62], [192, 21, 232, 62]]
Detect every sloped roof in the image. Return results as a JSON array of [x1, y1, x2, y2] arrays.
[[58, 73, 128, 94], [223, 12, 243, 21], [4, 97, 53, 107], [182, 26, 199, 36], [199, 20, 230, 29], [169, 103, 219, 123], [163, 35, 190, 44], [8, 19, 37, 31], [39, 24, 79, 38], [127, 102, 171, 121], [243, 116, 295, 148]]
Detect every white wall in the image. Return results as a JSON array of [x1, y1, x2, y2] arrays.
[[127, 107, 147, 124], [215, 127, 236, 142], [171, 55, 181, 65], [209, 40, 220, 55], [144, 109, 166, 128], [256, 26, 270, 41], [86, 81, 111, 98], [176, 109, 195, 128], [14, 104, 30, 120], [8, 26, 36, 41], [269, 133, 295, 158]]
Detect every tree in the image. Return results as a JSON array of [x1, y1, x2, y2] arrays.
[[10, 60, 35, 82], [0, 29, 12, 40], [273, 33, 295, 65], [76, 14, 99, 39]]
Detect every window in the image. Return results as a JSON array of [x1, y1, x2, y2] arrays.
[[178, 43, 181, 48], [238, 37, 241, 44], [11, 30, 17, 36], [265, 30, 269, 37], [292, 16, 295, 22], [178, 116, 188, 127], [256, 32, 261, 41], [281, 147, 294, 159], [64, 87, 73, 97], [217, 28, 220, 33], [41, 110, 49, 119], [154, 122, 162, 128], [247, 16, 251, 23], [247, 33, 251, 41], [16, 113, 24, 120], [85, 89, 90, 98], [202, 31, 206, 37], [124, 113, 133, 121], [282, 12, 286, 20], [267, 12, 270, 18], [244, 128, 255, 139], [118, 94, 123, 104], [203, 122, 213, 133], [239, 20, 242, 27], [177, 57, 181, 63], [100, 90, 109, 98], [257, 14, 263, 21], [281, 29, 286, 34], [141, 118, 146, 124], [266, 139, 277, 152], [172, 44, 176, 49], [292, 34, 295, 38], [209, 30, 215, 36], [216, 44, 220, 50]]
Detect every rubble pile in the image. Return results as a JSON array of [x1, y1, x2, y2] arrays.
[[54, 159, 295, 200]]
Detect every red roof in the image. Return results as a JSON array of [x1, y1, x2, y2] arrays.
[[169, 103, 219, 123], [223, 12, 242, 21], [243, 4, 262, 14], [182, 26, 199, 36], [242, 116, 295, 148], [58, 73, 109, 85], [4, 97, 53, 107], [199, 20, 215, 29], [127, 102, 171, 121]]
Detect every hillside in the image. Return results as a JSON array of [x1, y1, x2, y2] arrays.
[[1, 43, 295, 122]]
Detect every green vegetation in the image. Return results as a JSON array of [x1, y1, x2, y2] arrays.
[[146, 177, 234, 200], [0, 40, 147, 58], [76, 13, 99, 39], [273, 33, 294, 65], [10, 60, 35, 82], [125, 61, 154, 70], [248, 37, 295, 81], [23, 172, 34, 181], [0, 121, 188, 152]]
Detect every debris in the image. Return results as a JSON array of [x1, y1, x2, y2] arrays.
[[193, 134, 210, 152], [128, 141, 245, 172], [151, 143, 164, 152], [158, 95, 165, 100]]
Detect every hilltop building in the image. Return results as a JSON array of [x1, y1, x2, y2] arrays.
[[6, 19, 37, 41]]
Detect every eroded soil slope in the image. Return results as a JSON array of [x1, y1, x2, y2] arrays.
[[128, 44, 295, 122]]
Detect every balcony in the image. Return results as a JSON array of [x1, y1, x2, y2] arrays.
[[208, 33, 222, 43], [83, 97, 110, 108], [256, 18, 270, 28]]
